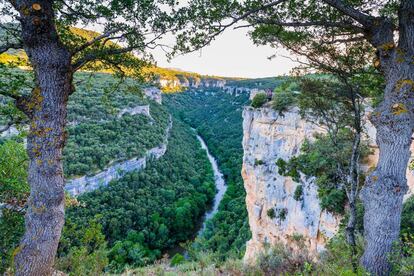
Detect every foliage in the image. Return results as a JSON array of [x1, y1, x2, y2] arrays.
[[267, 208, 276, 219], [0, 209, 25, 274], [271, 90, 297, 115], [165, 88, 251, 259], [389, 233, 414, 275], [401, 196, 414, 242], [279, 131, 369, 215], [170, 254, 185, 267], [56, 219, 109, 276], [271, 79, 299, 114], [278, 208, 288, 221], [256, 242, 313, 275], [317, 233, 366, 275], [0, 140, 28, 204], [62, 119, 215, 272], [276, 158, 300, 183], [251, 93, 267, 108], [63, 73, 170, 177], [293, 185, 303, 201], [0, 141, 28, 273], [254, 159, 264, 166]]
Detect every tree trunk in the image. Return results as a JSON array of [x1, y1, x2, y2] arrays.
[[346, 199, 358, 273], [12, 1, 73, 275], [360, 63, 414, 275]]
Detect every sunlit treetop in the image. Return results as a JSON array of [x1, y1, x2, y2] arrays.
[[0, 0, 183, 76]]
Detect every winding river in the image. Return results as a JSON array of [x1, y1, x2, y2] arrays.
[[166, 134, 227, 256], [196, 135, 227, 236]]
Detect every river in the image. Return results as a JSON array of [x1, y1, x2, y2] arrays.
[[196, 135, 227, 235], [166, 134, 227, 256]]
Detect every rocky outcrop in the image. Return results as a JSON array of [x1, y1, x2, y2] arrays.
[[242, 107, 340, 263], [118, 105, 151, 118], [158, 76, 227, 90], [143, 87, 162, 104], [242, 106, 414, 263], [65, 116, 172, 196]]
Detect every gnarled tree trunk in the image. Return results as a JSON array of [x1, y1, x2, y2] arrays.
[[12, 1, 73, 275], [360, 64, 414, 275], [360, 2, 414, 273]]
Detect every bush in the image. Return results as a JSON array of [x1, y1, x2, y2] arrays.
[[276, 158, 300, 183], [170, 253, 185, 266], [254, 159, 264, 166], [389, 234, 414, 275], [271, 90, 296, 114], [267, 208, 276, 219], [257, 243, 313, 275], [293, 185, 303, 201], [278, 208, 288, 221], [251, 93, 268, 108], [320, 189, 347, 214]]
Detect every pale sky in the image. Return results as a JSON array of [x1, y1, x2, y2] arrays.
[[151, 27, 298, 79]]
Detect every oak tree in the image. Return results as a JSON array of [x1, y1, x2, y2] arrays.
[[178, 0, 414, 274], [0, 0, 180, 275]]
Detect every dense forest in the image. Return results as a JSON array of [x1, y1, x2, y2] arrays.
[[0, 73, 217, 274], [59, 118, 216, 273], [64, 73, 170, 177], [165, 88, 252, 259]]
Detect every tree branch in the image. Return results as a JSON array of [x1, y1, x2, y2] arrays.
[[253, 18, 364, 31], [72, 46, 135, 71], [321, 0, 374, 27], [185, 0, 288, 53], [71, 28, 122, 54]]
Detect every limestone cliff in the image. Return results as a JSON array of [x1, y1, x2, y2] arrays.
[[65, 116, 172, 196], [242, 106, 414, 263], [242, 107, 339, 263]]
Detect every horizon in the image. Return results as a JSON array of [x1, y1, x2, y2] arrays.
[[151, 26, 299, 79]]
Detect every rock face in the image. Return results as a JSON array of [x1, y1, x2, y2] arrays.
[[65, 116, 172, 196], [242, 106, 414, 264], [242, 107, 341, 263], [158, 76, 226, 90], [143, 87, 162, 104], [118, 105, 151, 118]]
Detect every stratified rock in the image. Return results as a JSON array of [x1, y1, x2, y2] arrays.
[[242, 107, 340, 263], [65, 116, 172, 196], [143, 87, 162, 104], [241, 106, 414, 264]]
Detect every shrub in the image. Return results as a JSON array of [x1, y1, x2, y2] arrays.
[[251, 93, 268, 108], [320, 189, 347, 214], [271, 90, 296, 114], [257, 243, 313, 274], [267, 208, 276, 219], [276, 158, 300, 182], [278, 208, 288, 221], [317, 233, 365, 275], [170, 253, 185, 266], [389, 233, 414, 275], [293, 185, 303, 201], [254, 159, 264, 166]]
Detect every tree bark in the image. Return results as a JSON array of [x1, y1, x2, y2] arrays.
[[360, 1, 414, 273], [11, 1, 73, 275], [360, 64, 414, 275]]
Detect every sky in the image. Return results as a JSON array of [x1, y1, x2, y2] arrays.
[[151, 27, 298, 79]]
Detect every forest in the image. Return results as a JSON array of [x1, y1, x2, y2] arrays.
[[0, 72, 218, 274], [165, 88, 252, 259], [1, 0, 414, 275]]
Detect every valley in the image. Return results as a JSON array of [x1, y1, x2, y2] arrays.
[[1, 2, 414, 273]]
